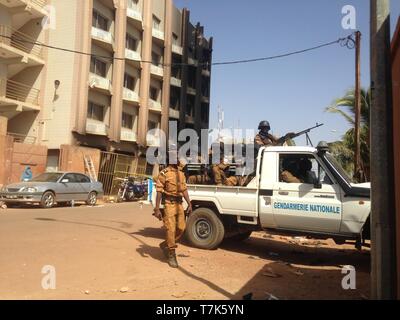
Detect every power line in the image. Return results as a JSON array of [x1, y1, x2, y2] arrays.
[[0, 32, 356, 67]]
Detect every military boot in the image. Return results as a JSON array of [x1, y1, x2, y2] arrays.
[[168, 250, 179, 268], [159, 242, 169, 259]]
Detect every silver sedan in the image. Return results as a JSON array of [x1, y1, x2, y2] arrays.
[[0, 172, 104, 208]]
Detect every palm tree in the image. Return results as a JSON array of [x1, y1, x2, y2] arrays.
[[326, 88, 371, 181]]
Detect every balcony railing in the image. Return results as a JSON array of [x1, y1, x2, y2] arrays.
[[169, 108, 180, 119], [0, 25, 43, 59], [152, 29, 164, 41], [1, 78, 40, 105], [89, 73, 112, 92], [123, 87, 139, 103], [30, 0, 46, 8], [172, 44, 183, 55], [91, 27, 113, 44], [150, 64, 164, 78], [125, 48, 141, 62], [149, 99, 162, 112], [170, 77, 181, 87], [127, 7, 142, 22], [121, 128, 137, 142]]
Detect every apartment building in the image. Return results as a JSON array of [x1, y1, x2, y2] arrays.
[[0, 0, 48, 143], [0, 0, 212, 170]]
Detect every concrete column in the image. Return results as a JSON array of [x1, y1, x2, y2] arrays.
[[109, 0, 128, 143], [161, 0, 173, 138], [137, 0, 153, 147], [193, 23, 204, 135], [72, 0, 93, 135], [179, 9, 190, 132], [0, 116, 8, 136]]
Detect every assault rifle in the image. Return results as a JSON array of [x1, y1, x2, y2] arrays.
[[275, 123, 324, 147]]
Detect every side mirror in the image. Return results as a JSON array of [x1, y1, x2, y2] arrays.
[[61, 179, 69, 183]]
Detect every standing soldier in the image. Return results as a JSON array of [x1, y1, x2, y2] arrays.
[[254, 121, 279, 147], [153, 145, 192, 268]]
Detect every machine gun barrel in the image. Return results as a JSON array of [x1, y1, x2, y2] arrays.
[[276, 123, 324, 146]]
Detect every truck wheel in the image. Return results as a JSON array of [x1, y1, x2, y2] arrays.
[[228, 231, 253, 242], [185, 208, 225, 250], [40, 191, 55, 209]]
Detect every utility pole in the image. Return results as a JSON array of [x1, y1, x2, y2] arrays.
[[370, 0, 397, 299], [354, 31, 362, 182]]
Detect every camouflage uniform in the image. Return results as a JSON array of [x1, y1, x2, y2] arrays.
[[254, 133, 279, 147], [156, 165, 187, 250]]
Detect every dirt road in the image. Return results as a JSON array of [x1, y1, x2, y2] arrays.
[[0, 202, 370, 300]]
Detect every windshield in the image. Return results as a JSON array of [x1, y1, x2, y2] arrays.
[[31, 173, 63, 183], [324, 153, 353, 184]]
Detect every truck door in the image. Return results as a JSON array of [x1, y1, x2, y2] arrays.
[[271, 153, 342, 233]]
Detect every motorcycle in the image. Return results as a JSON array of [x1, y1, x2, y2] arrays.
[[117, 177, 147, 202]]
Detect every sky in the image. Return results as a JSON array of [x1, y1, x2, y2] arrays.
[[174, 0, 400, 145]]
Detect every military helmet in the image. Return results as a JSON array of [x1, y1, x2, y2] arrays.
[[258, 121, 271, 130]]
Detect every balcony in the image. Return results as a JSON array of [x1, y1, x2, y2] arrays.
[[148, 99, 162, 113], [152, 29, 164, 42], [127, 7, 142, 27], [201, 95, 210, 103], [187, 87, 196, 96], [170, 77, 181, 87], [0, 0, 48, 24], [121, 128, 137, 142], [125, 48, 141, 67], [0, 78, 40, 111], [169, 108, 180, 119], [91, 27, 113, 50], [89, 73, 112, 93], [86, 119, 108, 136], [202, 69, 211, 77], [147, 132, 161, 147], [150, 64, 164, 79], [123, 87, 139, 104], [0, 25, 44, 65], [172, 44, 183, 55], [188, 57, 198, 66]]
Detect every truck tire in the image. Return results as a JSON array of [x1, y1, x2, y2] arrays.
[[185, 208, 225, 250], [228, 231, 253, 242]]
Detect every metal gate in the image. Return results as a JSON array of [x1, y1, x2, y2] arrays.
[[98, 152, 149, 196]]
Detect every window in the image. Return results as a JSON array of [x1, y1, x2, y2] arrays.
[[152, 15, 161, 30], [128, 0, 139, 9], [126, 34, 138, 51], [172, 33, 179, 46], [122, 112, 134, 129], [63, 173, 78, 183], [278, 154, 333, 185], [149, 87, 158, 101], [90, 57, 107, 77], [148, 121, 158, 131], [124, 73, 136, 90], [92, 10, 108, 31], [151, 52, 161, 66], [75, 174, 91, 183], [87, 102, 104, 121]]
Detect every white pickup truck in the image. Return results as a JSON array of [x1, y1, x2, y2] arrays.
[[154, 142, 371, 250]]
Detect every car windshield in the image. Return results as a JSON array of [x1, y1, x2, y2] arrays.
[[31, 173, 63, 183], [325, 153, 353, 184]]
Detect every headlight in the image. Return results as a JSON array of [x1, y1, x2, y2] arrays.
[[21, 187, 37, 193]]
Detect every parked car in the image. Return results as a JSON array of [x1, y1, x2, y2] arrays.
[[0, 172, 104, 208]]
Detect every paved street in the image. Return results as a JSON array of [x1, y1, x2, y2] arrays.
[[0, 202, 370, 300]]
